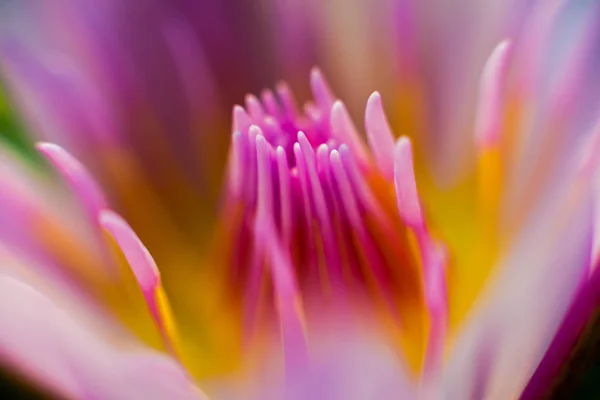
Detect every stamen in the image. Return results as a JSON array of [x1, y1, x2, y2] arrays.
[[246, 126, 261, 204], [99, 210, 180, 359], [303, 102, 323, 131], [310, 67, 336, 111], [393, 137, 424, 229], [293, 141, 319, 284], [330, 150, 395, 306], [243, 134, 272, 342], [420, 242, 448, 386], [229, 131, 245, 198], [329, 150, 362, 227], [245, 94, 266, 122], [254, 137, 308, 374], [262, 116, 282, 145], [276, 146, 293, 245], [338, 144, 386, 224], [365, 92, 396, 179], [393, 136, 448, 379], [276, 81, 300, 120], [261, 89, 282, 118], [262, 226, 308, 375], [232, 105, 253, 134], [316, 144, 331, 173], [221, 70, 448, 373], [255, 134, 273, 219], [474, 40, 512, 150], [331, 100, 370, 167], [297, 132, 342, 283]]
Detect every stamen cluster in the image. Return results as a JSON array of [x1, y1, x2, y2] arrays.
[[221, 69, 448, 372]]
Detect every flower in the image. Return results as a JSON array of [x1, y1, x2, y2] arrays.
[[1, 0, 600, 399]]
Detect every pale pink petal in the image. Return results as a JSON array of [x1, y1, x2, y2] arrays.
[[0, 274, 205, 400], [0, 146, 100, 270]]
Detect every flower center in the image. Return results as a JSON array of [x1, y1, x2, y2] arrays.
[[219, 68, 448, 373]]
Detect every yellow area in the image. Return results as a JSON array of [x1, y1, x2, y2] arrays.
[[34, 146, 244, 380], [155, 284, 182, 357], [411, 94, 528, 343]]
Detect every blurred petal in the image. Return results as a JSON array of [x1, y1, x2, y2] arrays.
[[442, 181, 593, 398], [207, 313, 417, 400], [0, 270, 204, 399], [0, 144, 103, 280]]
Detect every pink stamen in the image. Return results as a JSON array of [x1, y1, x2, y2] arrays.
[[221, 70, 453, 379], [365, 92, 396, 179], [297, 132, 342, 282], [316, 144, 336, 219], [303, 102, 323, 128], [331, 100, 370, 167], [255, 134, 273, 219], [244, 134, 273, 342], [276, 146, 293, 245], [245, 94, 266, 122], [229, 131, 245, 199], [261, 89, 282, 118], [276, 81, 300, 120], [262, 116, 282, 144], [316, 144, 331, 173], [246, 126, 261, 204], [310, 67, 336, 112], [330, 150, 398, 316], [261, 225, 308, 375], [254, 137, 308, 374], [338, 144, 387, 225], [474, 40, 512, 150], [329, 150, 362, 228], [420, 241, 448, 384], [393, 137, 424, 229], [393, 137, 448, 379], [232, 105, 253, 134], [293, 141, 319, 283]]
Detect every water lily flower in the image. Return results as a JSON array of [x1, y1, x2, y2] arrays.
[[1, 0, 600, 399]]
